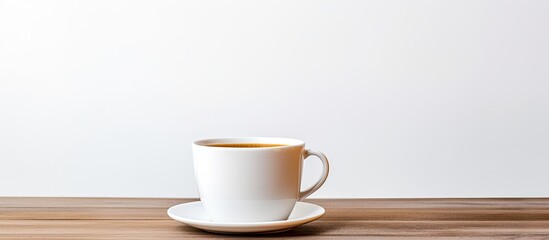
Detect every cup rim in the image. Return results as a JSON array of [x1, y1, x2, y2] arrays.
[[193, 137, 305, 150]]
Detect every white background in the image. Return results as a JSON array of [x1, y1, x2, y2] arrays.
[[1, 0, 548, 198]]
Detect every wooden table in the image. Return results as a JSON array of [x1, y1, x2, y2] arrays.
[[1, 198, 549, 239]]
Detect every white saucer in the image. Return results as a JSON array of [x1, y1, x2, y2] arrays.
[[167, 201, 325, 234]]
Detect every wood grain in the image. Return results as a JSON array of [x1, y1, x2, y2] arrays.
[[1, 198, 549, 239]]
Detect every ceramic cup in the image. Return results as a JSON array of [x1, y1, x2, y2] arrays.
[[192, 137, 329, 222]]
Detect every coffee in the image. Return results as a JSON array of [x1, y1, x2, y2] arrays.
[[206, 143, 287, 148]]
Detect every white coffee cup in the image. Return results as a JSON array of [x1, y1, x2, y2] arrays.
[[192, 137, 329, 222]]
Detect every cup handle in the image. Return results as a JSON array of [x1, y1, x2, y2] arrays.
[[299, 149, 330, 201]]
